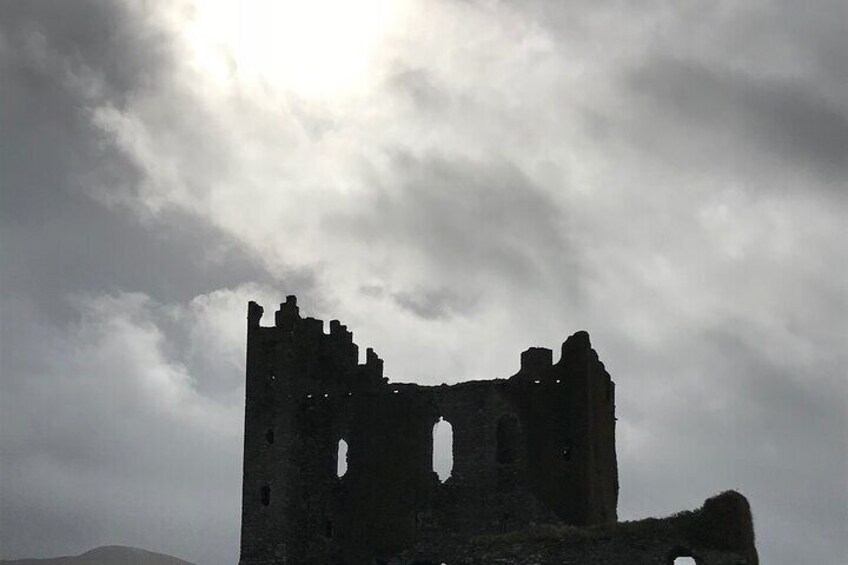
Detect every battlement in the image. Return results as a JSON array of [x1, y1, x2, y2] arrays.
[[246, 300, 603, 391], [246, 299, 382, 389]]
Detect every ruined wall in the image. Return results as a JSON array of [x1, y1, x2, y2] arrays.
[[390, 490, 759, 565], [239, 297, 618, 565]]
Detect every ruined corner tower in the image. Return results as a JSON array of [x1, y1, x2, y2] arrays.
[[239, 296, 618, 565]]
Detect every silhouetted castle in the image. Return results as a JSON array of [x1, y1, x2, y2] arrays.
[[239, 297, 758, 565]]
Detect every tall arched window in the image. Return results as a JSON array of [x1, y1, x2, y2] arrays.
[[496, 414, 520, 464], [337, 439, 349, 478], [432, 417, 453, 483]]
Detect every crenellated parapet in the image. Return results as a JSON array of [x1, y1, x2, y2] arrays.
[[519, 347, 553, 373], [514, 331, 607, 379], [247, 301, 264, 328], [246, 298, 384, 393], [274, 295, 299, 329]]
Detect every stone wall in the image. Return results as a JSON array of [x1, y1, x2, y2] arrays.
[[390, 490, 759, 565], [239, 297, 618, 565]]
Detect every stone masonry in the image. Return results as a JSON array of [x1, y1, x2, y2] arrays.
[[238, 296, 757, 565]]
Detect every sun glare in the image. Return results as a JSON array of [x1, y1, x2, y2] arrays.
[[181, 0, 402, 98]]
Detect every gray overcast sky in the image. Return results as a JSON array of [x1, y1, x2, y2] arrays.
[[1, 1, 846, 564]]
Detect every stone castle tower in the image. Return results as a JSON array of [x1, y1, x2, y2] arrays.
[[238, 297, 757, 565], [238, 296, 617, 564]]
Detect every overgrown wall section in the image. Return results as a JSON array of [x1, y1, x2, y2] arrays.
[[390, 491, 759, 565]]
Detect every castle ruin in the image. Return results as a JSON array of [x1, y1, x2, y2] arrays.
[[238, 296, 758, 565]]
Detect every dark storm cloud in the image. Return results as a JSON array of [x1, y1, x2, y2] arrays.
[[628, 58, 848, 181], [338, 152, 576, 311], [0, 0, 170, 101], [1, 193, 282, 323], [0, 3, 287, 564], [0, 0, 169, 222], [0, 0, 282, 319]]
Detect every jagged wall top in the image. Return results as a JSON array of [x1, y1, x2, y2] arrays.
[[247, 296, 605, 385], [247, 296, 384, 385]]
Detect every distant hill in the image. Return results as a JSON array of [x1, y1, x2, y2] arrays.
[[0, 546, 195, 565]]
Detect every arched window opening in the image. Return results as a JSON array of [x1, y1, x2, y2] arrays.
[[673, 558, 696, 565], [337, 439, 349, 478], [432, 417, 453, 483], [496, 414, 520, 464], [265, 428, 275, 444], [260, 485, 270, 507]]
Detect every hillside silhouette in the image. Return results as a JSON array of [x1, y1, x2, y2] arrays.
[[1, 546, 195, 565]]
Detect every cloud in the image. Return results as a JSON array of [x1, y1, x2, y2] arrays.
[[335, 152, 574, 295], [0, 285, 281, 565], [0, 0, 173, 221], [0, 0, 290, 322], [628, 58, 848, 183], [616, 320, 847, 565], [391, 288, 476, 321], [1, 1, 846, 565]]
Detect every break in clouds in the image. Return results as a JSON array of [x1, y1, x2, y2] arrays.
[[1, 1, 846, 565]]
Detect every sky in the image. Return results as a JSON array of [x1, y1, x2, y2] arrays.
[[0, 1, 845, 564]]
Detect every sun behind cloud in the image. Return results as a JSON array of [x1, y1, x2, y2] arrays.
[[175, 0, 407, 99]]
